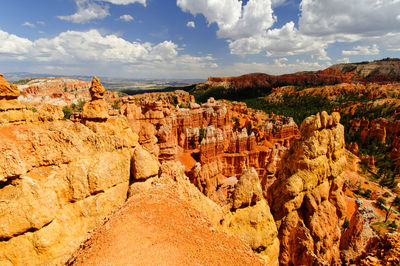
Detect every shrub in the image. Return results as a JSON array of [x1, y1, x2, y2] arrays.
[[31, 107, 37, 113], [199, 125, 205, 144], [376, 197, 386, 208], [62, 106, 73, 120], [394, 196, 400, 206], [383, 192, 391, 198], [112, 100, 121, 110], [388, 220, 398, 230], [364, 189, 372, 199]]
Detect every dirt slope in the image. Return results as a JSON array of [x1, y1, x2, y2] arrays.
[[68, 185, 264, 266]]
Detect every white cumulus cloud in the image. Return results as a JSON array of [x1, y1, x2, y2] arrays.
[[0, 29, 218, 78], [342, 44, 379, 55], [58, 0, 147, 24], [186, 21, 195, 28], [177, 0, 275, 39], [178, 0, 400, 60], [0, 30, 33, 55], [58, 0, 110, 24], [229, 22, 329, 59], [120, 14, 134, 21], [299, 0, 400, 39]]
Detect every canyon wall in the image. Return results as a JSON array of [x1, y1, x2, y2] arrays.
[[2, 73, 391, 265], [195, 59, 400, 97], [0, 76, 139, 264], [120, 95, 299, 204]]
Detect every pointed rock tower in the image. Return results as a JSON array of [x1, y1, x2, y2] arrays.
[[81, 76, 109, 121]]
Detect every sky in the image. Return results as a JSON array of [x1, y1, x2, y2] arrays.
[[0, 0, 399, 79]]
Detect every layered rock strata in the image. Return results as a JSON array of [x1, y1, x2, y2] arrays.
[[0, 74, 34, 124]]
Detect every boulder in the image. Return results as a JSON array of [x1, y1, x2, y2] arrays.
[[232, 168, 263, 209], [222, 167, 279, 265], [81, 99, 109, 121], [132, 145, 160, 180]]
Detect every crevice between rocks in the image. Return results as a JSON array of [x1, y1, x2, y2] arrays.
[[0, 220, 53, 242]]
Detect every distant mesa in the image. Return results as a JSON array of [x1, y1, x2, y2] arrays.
[[193, 58, 400, 100]]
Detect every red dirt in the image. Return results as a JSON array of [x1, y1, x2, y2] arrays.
[[68, 185, 264, 266], [176, 147, 198, 172]]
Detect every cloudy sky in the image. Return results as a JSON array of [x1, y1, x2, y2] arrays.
[[0, 0, 399, 78]]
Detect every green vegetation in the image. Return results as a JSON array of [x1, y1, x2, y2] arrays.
[[388, 220, 398, 232], [62, 100, 86, 120], [353, 185, 372, 199], [191, 86, 271, 104], [372, 220, 399, 233], [394, 196, 400, 207], [31, 107, 37, 113], [383, 192, 391, 198], [242, 95, 336, 126], [13, 78, 34, 85], [376, 197, 387, 208], [117, 91, 128, 97], [199, 125, 205, 144], [112, 100, 121, 110], [62, 106, 73, 120]]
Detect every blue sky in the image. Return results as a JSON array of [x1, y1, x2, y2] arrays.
[[0, 0, 399, 78]]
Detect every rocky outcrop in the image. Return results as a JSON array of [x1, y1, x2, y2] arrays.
[[223, 168, 279, 265], [0, 74, 20, 98], [349, 117, 400, 167], [340, 199, 378, 264], [125, 159, 280, 265], [354, 233, 400, 265], [268, 111, 347, 265], [81, 77, 109, 121], [231, 168, 263, 209], [131, 145, 160, 180], [119, 94, 299, 204], [0, 75, 140, 265], [329, 58, 400, 83], [0, 74, 35, 124]]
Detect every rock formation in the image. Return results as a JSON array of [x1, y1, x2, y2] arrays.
[[81, 76, 109, 121], [3, 71, 391, 265], [268, 111, 347, 265], [0, 75, 139, 264], [340, 199, 378, 264], [223, 168, 280, 265], [119, 94, 299, 204], [194, 59, 400, 98], [355, 233, 400, 265], [0, 74, 34, 124], [16, 77, 118, 108]]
